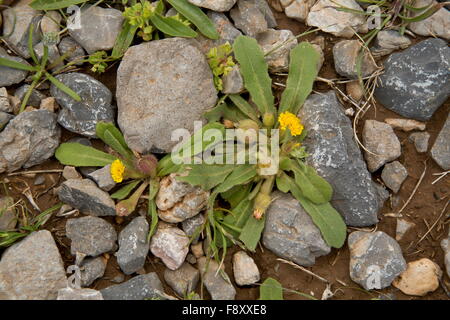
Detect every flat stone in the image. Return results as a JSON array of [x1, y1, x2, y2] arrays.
[[100, 273, 165, 300], [40, 11, 62, 35], [250, 0, 278, 28], [164, 262, 200, 297], [441, 230, 450, 278], [396, 218, 415, 241], [188, 0, 237, 11], [409, 132, 430, 153], [58, 36, 86, 66], [408, 0, 449, 40], [430, 113, 450, 170], [256, 28, 297, 72], [87, 165, 116, 191], [68, 5, 124, 54], [80, 256, 107, 287], [371, 30, 411, 57], [348, 231, 407, 290], [374, 38, 450, 121], [62, 166, 81, 180], [0, 195, 16, 230], [181, 213, 205, 244], [197, 257, 236, 300], [393, 258, 442, 296], [230, 0, 268, 37], [222, 65, 245, 94], [14, 85, 46, 108], [262, 192, 331, 266], [0, 47, 30, 87], [116, 216, 150, 275], [156, 173, 209, 223], [0, 230, 67, 299], [0, 110, 60, 173], [232, 251, 260, 286], [362, 120, 401, 172], [282, 0, 316, 22], [381, 161, 408, 193], [385, 118, 426, 132], [150, 222, 189, 270], [333, 40, 377, 79], [58, 179, 116, 216], [57, 288, 103, 300], [117, 38, 217, 153], [0, 112, 13, 131], [50, 72, 114, 138], [66, 216, 117, 257], [298, 92, 385, 226]]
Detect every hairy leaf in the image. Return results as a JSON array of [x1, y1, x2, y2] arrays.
[[259, 278, 283, 300], [0, 57, 35, 72], [112, 21, 138, 59], [150, 13, 197, 38], [30, 0, 89, 10], [177, 164, 235, 190], [228, 94, 260, 123], [111, 180, 141, 200], [293, 164, 332, 204], [215, 165, 257, 193], [239, 215, 265, 252], [55, 143, 116, 167], [96, 122, 133, 159]]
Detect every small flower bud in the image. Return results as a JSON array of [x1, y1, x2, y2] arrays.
[[135, 155, 158, 177], [253, 193, 272, 220]]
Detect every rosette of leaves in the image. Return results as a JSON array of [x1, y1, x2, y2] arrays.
[[207, 42, 235, 91], [161, 36, 347, 265]]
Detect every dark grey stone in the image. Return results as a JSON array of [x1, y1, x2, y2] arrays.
[[58, 36, 86, 66], [164, 263, 200, 297], [0, 47, 29, 87], [0, 112, 13, 130], [14, 85, 46, 107], [181, 213, 205, 244], [100, 273, 165, 300], [80, 257, 107, 287], [197, 257, 236, 300]]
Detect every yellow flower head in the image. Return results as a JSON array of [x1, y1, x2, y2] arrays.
[[111, 159, 125, 183], [278, 112, 304, 136]]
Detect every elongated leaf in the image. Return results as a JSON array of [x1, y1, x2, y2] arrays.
[[177, 164, 235, 190], [111, 180, 141, 200], [259, 278, 283, 300], [45, 72, 81, 102], [30, 0, 89, 10], [239, 215, 265, 252], [204, 101, 247, 123], [221, 184, 252, 208], [112, 21, 138, 59], [215, 165, 257, 193], [233, 36, 275, 116], [228, 95, 260, 123], [147, 199, 158, 240], [166, 0, 219, 39], [150, 13, 197, 38], [95, 122, 133, 159], [289, 178, 346, 248], [223, 197, 253, 229], [0, 57, 35, 72], [276, 172, 291, 193], [399, 3, 441, 22], [279, 42, 320, 115], [55, 143, 116, 167], [293, 164, 332, 204]]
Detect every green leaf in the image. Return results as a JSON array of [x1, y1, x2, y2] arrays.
[[289, 179, 346, 248], [279, 42, 320, 115], [55, 143, 116, 167], [177, 164, 235, 190], [30, 0, 89, 10], [0, 57, 35, 72], [111, 180, 141, 200], [221, 184, 252, 208], [204, 101, 247, 123], [215, 165, 257, 193], [147, 179, 160, 241], [166, 0, 219, 39], [239, 215, 265, 252], [259, 278, 283, 300], [228, 95, 260, 123], [45, 72, 81, 102], [233, 36, 275, 116], [150, 13, 197, 38], [276, 172, 291, 193], [112, 21, 138, 59], [224, 197, 253, 229], [293, 164, 332, 204], [95, 122, 133, 159]]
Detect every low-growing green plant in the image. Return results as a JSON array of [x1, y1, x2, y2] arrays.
[[207, 42, 236, 91]]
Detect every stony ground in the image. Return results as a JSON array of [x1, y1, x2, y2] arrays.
[[0, 0, 449, 300]]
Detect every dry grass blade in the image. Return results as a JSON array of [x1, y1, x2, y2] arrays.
[[417, 200, 449, 244], [277, 258, 329, 283], [398, 160, 427, 214]]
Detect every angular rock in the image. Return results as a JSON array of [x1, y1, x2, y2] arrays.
[[408, 0, 449, 40], [0, 230, 67, 299], [282, 0, 316, 22], [14, 85, 46, 108], [0, 196, 16, 230], [40, 11, 62, 35], [348, 231, 407, 290], [0, 110, 60, 173], [393, 258, 442, 296], [256, 28, 297, 72], [58, 36, 86, 66], [150, 222, 189, 270], [34, 42, 62, 68], [230, 0, 268, 37], [80, 256, 107, 287], [0, 47, 29, 87], [87, 165, 116, 191], [156, 173, 209, 223], [222, 65, 244, 94], [68, 5, 124, 54], [262, 192, 331, 266], [57, 288, 103, 300], [181, 213, 205, 244], [374, 38, 450, 121], [117, 38, 217, 153], [58, 179, 116, 217], [441, 230, 450, 278], [40, 97, 58, 113], [100, 273, 164, 300], [385, 118, 426, 132], [381, 161, 408, 193], [333, 40, 377, 79], [371, 30, 411, 57], [430, 113, 450, 170], [50, 72, 114, 138], [0, 88, 11, 113], [232, 251, 260, 286], [197, 257, 236, 300], [250, 0, 278, 28], [396, 218, 415, 241], [164, 262, 200, 297], [0, 112, 13, 130], [362, 120, 401, 172], [298, 92, 385, 226], [62, 166, 81, 180], [191, 242, 204, 258], [116, 216, 150, 275], [409, 132, 430, 153], [306, 0, 367, 38], [188, 0, 237, 11]]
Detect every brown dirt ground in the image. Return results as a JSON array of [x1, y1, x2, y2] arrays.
[[0, 7, 449, 300]]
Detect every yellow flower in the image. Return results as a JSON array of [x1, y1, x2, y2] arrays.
[[278, 111, 304, 136], [111, 159, 125, 183]]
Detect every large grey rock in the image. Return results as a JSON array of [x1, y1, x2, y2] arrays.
[[0, 110, 60, 173], [298, 92, 385, 226], [80, 257, 107, 287], [156, 173, 209, 223], [362, 120, 402, 172], [150, 222, 189, 270], [333, 40, 377, 79], [116, 216, 150, 275], [66, 216, 117, 257], [197, 257, 236, 300], [256, 28, 297, 72], [430, 113, 450, 170], [87, 164, 116, 191], [0, 196, 16, 230], [262, 192, 331, 266], [230, 0, 268, 37], [50, 72, 114, 138], [0, 112, 13, 131], [117, 38, 217, 153], [381, 161, 408, 193], [348, 231, 407, 290], [58, 179, 116, 217], [0, 47, 29, 87], [408, 0, 449, 40], [57, 288, 103, 300], [188, 0, 237, 11], [232, 251, 260, 286], [58, 36, 86, 66], [0, 230, 67, 299], [164, 262, 200, 297], [371, 30, 411, 58], [2, 6, 42, 58], [100, 273, 164, 300], [14, 85, 46, 107], [68, 6, 124, 54], [374, 38, 450, 121]]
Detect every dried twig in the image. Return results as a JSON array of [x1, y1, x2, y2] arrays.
[[277, 258, 329, 283], [7, 169, 63, 177], [398, 161, 427, 214], [417, 200, 449, 244]]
